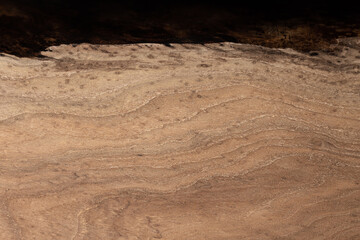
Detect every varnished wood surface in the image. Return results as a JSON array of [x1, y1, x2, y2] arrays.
[[0, 38, 360, 239]]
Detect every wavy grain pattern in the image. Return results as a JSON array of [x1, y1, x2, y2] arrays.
[[0, 38, 360, 239]]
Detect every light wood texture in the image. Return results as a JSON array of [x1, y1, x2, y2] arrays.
[[0, 38, 360, 239]]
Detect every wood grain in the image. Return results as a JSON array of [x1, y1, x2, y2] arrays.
[[0, 38, 360, 239]]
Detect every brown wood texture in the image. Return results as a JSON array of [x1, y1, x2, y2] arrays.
[[0, 38, 360, 239]]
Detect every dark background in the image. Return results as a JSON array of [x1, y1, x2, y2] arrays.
[[0, 0, 359, 57]]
